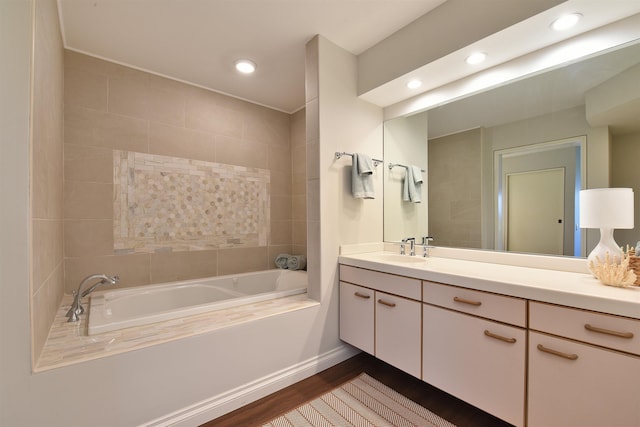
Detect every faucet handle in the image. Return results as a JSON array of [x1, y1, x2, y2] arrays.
[[421, 236, 434, 245]]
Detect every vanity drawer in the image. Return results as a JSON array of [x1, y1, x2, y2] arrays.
[[339, 265, 421, 300], [423, 281, 526, 327], [530, 301, 640, 355]]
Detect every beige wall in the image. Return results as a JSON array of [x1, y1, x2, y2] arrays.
[[32, 0, 65, 362], [63, 51, 305, 292], [428, 128, 482, 249]]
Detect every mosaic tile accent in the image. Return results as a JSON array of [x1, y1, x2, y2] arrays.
[[114, 151, 270, 253]]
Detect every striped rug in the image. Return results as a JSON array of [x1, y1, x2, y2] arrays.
[[263, 373, 456, 427]]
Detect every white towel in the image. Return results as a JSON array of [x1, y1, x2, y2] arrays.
[[287, 255, 306, 271], [351, 153, 375, 199], [402, 165, 423, 203]]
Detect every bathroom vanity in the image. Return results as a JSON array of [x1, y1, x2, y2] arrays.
[[338, 250, 640, 427]]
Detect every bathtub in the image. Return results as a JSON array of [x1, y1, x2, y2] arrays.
[[88, 269, 307, 335]]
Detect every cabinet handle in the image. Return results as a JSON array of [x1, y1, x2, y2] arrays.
[[354, 292, 370, 299], [377, 299, 396, 308], [484, 330, 517, 343], [537, 344, 578, 360], [584, 323, 634, 339], [453, 296, 482, 306]]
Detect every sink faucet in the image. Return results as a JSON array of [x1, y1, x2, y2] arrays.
[[401, 237, 416, 256], [66, 274, 120, 322], [421, 236, 435, 257]]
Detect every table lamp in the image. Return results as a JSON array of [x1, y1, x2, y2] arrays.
[[579, 188, 634, 266]]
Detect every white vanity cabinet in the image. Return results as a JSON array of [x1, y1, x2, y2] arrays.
[[422, 281, 527, 427], [338, 265, 422, 377], [528, 302, 640, 427]]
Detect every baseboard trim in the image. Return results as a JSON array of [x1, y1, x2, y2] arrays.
[[142, 344, 359, 427]]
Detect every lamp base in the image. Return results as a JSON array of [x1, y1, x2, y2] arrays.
[[587, 228, 623, 269]]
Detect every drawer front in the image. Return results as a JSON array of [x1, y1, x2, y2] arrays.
[[530, 301, 640, 355], [423, 281, 526, 327], [339, 264, 421, 300]]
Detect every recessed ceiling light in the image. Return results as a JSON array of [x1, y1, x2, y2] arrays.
[[235, 59, 256, 74], [407, 79, 423, 89], [465, 52, 487, 65], [550, 13, 582, 31]]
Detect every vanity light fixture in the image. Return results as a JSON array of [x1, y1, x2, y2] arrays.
[[550, 13, 582, 31], [465, 52, 487, 65], [579, 188, 634, 266], [407, 79, 423, 89], [235, 59, 256, 74]]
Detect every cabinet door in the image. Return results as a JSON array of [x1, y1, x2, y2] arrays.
[[423, 304, 526, 427], [375, 292, 421, 378], [528, 331, 640, 427], [339, 282, 374, 354]]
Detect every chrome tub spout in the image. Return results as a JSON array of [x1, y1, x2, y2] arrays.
[[66, 274, 120, 322]]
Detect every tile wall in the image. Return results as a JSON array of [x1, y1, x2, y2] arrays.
[[32, 0, 65, 363], [428, 128, 482, 249], [63, 51, 305, 293]]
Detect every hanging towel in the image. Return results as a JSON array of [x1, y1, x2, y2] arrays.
[[287, 255, 306, 271], [275, 253, 290, 269], [351, 153, 375, 199], [402, 165, 423, 203]]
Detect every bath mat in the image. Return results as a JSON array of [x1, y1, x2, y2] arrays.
[[262, 373, 456, 427]]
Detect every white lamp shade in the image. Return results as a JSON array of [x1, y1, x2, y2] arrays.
[[579, 188, 634, 229]]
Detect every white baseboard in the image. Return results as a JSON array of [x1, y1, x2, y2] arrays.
[[142, 344, 359, 427]]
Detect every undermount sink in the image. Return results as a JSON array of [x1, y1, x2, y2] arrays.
[[367, 253, 427, 264]]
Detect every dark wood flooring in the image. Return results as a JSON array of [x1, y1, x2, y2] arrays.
[[201, 352, 513, 427]]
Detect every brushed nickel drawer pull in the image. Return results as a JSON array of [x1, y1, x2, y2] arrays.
[[584, 323, 634, 339], [484, 330, 517, 343], [453, 296, 482, 306], [537, 344, 578, 360], [377, 299, 396, 308], [354, 292, 370, 299]]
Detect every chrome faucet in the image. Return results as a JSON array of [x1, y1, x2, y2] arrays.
[[421, 236, 435, 257], [401, 237, 416, 256], [66, 274, 120, 322]]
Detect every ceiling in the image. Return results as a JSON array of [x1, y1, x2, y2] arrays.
[[57, 0, 446, 113]]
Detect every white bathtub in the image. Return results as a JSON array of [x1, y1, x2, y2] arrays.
[[88, 269, 307, 335]]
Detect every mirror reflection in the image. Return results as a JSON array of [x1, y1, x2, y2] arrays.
[[383, 40, 640, 257]]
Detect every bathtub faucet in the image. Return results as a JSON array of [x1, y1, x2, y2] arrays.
[[66, 274, 120, 322]]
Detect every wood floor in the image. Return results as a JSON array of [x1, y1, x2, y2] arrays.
[[201, 352, 514, 427]]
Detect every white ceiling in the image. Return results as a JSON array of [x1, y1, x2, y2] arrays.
[[57, 0, 446, 113]]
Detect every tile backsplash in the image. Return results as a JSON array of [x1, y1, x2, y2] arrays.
[[113, 151, 270, 253]]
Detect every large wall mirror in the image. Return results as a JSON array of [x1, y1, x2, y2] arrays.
[[383, 39, 640, 258]]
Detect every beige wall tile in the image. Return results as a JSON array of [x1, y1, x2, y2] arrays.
[[292, 194, 306, 221], [32, 264, 64, 362], [64, 65, 108, 111], [148, 75, 187, 127], [149, 122, 215, 162], [64, 105, 149, 152], [270, 220, 292, 245], [243, 104, 290, 147], [64, 144, 114, 183], [108, 74, 150, 120], [64, 220, 114, 258], [217, 247, 269, 275], [150, 250, 218, 283], [305, 97, 319, 141], [290, 108, 306, 148], [271, 195, 292, 221], [270, 170, 292, 196], [32, 138, 63, 220], [64, 181, 113, 220], [292, 220, 307, 247], [307, 179, 320, 222], [65, 253, 151, 293], [215, 136, 268, 169], [185, 88, 243, 137], [64, 50, 141, 79], [292, 144, 306, 176], [268, 144, 292, 173], [305, 36, 319, 102], [306, 140, 319, 180], [268, 244, 292, 268], [292, 173, 306, 195], [32, 219, 63, 295]]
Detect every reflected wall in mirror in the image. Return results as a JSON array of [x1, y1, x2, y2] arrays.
[[383, 40, 640, 257]]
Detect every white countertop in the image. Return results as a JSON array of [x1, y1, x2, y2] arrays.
[[338, 251, 640, 319]]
